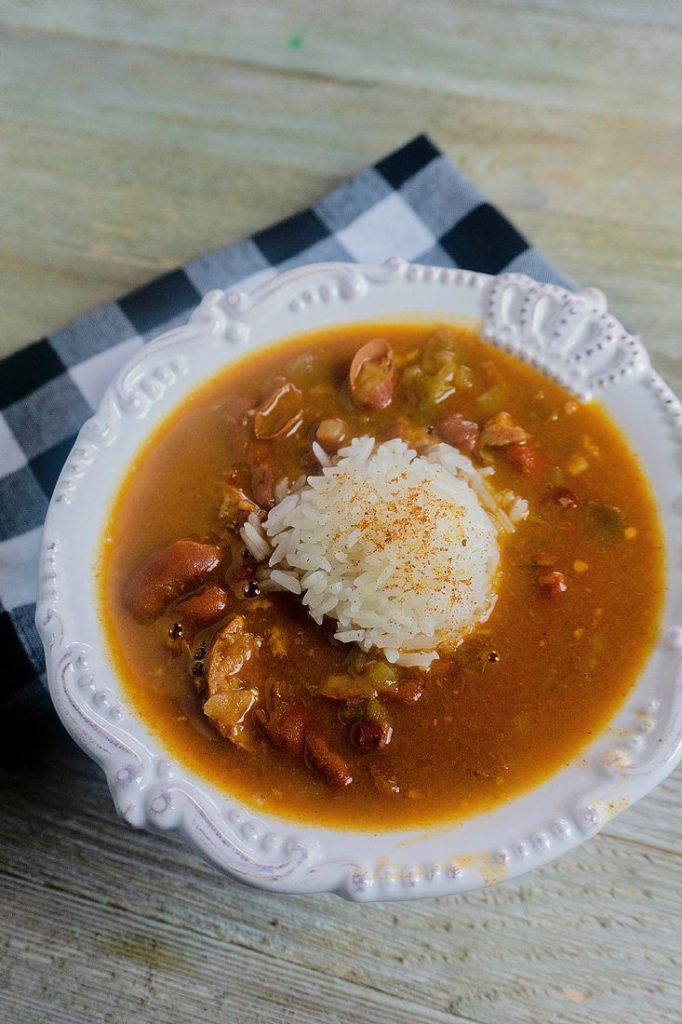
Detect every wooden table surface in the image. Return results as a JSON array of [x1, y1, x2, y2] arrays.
[[1, 3, 681, 1022]]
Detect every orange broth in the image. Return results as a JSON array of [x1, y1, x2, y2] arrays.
[[100, 321, 664, 829]]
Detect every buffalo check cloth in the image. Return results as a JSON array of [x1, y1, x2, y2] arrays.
[[0, 134, 572, 721]]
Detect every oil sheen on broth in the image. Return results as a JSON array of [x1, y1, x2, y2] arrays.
[[100, 321, 664, 830]]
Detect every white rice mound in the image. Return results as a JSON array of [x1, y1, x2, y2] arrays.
[[241, 436, 526, 669]]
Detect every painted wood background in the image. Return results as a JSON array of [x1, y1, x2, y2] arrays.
[[1, 2, 681, 1022]]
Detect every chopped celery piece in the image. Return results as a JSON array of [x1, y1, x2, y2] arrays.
[[476, 384, 507, 416], [366, 698, 390, 725]]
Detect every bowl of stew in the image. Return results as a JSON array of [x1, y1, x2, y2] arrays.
[[37, 260, 682, 900]]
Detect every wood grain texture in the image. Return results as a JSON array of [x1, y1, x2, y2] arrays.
[[1, 3, 681, 1022]]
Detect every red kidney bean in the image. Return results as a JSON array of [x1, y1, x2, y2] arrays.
[[436, 413, 479, 454], [506, 442, 541, 475], [124, 540, 221, 623], [173, 585, 229, 629], [255, 697, 308, 757], [315, 418, 348, 449], [305, 732, 353, 787]]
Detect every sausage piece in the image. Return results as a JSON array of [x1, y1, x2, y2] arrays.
[[204, 690, 257, 744], [480, 411, 529, 448], [305, 732, 353, 788], [349, 338, 395, 410], [203, 615, 261, 749], [253, 382, 303, 440], [206, 614, 259, 693], [124, 540, 221, 623], [254, 697, 308, 757]]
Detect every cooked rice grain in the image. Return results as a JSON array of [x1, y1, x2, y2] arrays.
[[241, 436, 516, 668]]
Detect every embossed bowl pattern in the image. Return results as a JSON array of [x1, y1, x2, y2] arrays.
[[36, 261, 682, 901]]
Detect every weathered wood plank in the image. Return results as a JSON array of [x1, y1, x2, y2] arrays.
[[1, 3, 681, 1022], [2, 0, 682, 119], [2, 719, 682, 1024], [1, 2, 680, 353]]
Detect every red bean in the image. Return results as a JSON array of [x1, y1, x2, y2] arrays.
[[124, 540, 222, 623], [305, 732, 353, 787], [436, 413, 479, 454], [255, 697, 308, 757], [173, 585, 229, 628], [251, 462, 276, 508], [316, 418, 348, 449], [387, 678, 425, 705], [506, 442, 541, 475], [355, 719, 393, 750]]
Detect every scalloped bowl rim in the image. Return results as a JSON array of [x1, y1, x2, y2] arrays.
[[36, 260, 682, 901]]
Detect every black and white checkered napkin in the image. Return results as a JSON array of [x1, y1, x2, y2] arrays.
[[0, 135, 572, 721]]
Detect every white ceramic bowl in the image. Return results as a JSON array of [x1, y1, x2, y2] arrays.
[[37, 260, 682, 901]]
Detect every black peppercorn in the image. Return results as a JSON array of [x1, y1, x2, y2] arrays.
[[191, 662, 204, 677], [168, 623, 184, 640], [193, 644, 207, 661], [243, 580, 261, 598], [487, 651, 500, 663]]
